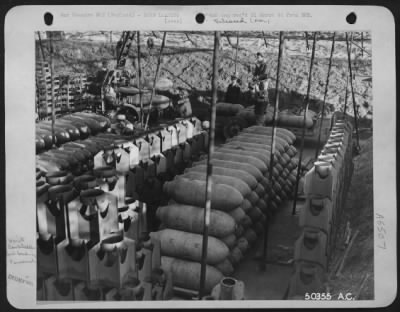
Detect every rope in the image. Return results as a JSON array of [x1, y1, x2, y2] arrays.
[[234, 32, 239, 73], [137, 31, 143, 126], [315, 32, 336, 158], [346, 32, 361, 149], [144, 32, 167, 130], [292, 31, 317, 215]]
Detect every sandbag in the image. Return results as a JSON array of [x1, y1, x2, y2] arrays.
[[156, 204, 236, 238], [243, 126, 296, 143], [233, 131, 289, 148], [180, 172, 252, 197], [161, 256, 223, 293], [256, 199, 268, 214], [163, 177, 243, 212], [217, 147, 272, 168], [237, 237, 249, 254], [216, 102, 245, 116], [278, 112, 314, 129], [228, 135, 287, 154], [154, 229, 229, 265], [248, 206, 265, 221], [210, 152, 267, 174], [241, 128, 295, 146], [229, 207, 246, 224], [254, 184, 266, 198], [286, 145, 297, 158], [228, 247, 243, 265], [241, 215, 253, 228], [186, 165, 258, 190], [241, 199, 252, 213], [246, 191, 260, 206], [220, 233, 237, 249], [194, 159, 263, 182], [214, 259, 234, 276], [243, 228, 258, 245], [224, 141, 280, 158]]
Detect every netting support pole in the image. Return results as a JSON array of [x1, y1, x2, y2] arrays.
[[260, 31, 285, 271], [199, 31, 220, 299], [346, 32, 360, 149]]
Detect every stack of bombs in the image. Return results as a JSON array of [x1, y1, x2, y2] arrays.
[[36, 112, 111, 154], [156, 126, 300, 295], [36, 116, 209, 301], [287, 114, 354, 299], [214, 103, 248, 139]]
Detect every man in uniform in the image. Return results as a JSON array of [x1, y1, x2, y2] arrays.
[[225, 73, 241, 104], [252, 52, 270, 125], [174, 88, 192, 118]]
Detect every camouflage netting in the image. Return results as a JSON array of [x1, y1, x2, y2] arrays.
[[36, 31, 372, 118]]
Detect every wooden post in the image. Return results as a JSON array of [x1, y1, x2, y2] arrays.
[[345, 32, 360, 149], [48, 31, 56, 147], [66, 76, 70, 112], [261, 31, 269, 49], [37, 32, 48, 120], [199, 31, 220, 299], [137, 31, 143, 127], [292, 32, 317, 215], [37, 32, 46, 63], [234, 32, 239, 73], [305, 31, 310, 50], [261, 31, 285, 270], [144, 32, 167, 130], [361, 32, 364, 57], [349, 38, 371, 57], [343, 32, 354, 114], [315, 32, 336, 158]]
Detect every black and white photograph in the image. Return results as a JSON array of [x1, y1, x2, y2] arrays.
[[4, 5, 396, 309], [34, 29, 373, 301]]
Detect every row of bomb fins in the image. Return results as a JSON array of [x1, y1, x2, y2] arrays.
[[36, 168, 175, 301], [287, 115, 355, 299], [36, 117, 209, 301], [152, 126, 300, 295]]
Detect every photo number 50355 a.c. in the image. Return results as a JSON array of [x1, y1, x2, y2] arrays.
[[304, 293, 354, 300]]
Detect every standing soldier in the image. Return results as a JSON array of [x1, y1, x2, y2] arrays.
[[252, 52, 270, 125], [174, 87, 192, 118], [225, 73, 242, 104]]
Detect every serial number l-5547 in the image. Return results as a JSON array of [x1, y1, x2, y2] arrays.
[[304, 293, 332, 300]]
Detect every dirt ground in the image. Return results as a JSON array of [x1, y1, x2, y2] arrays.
[[327, 132, 374, 300]]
